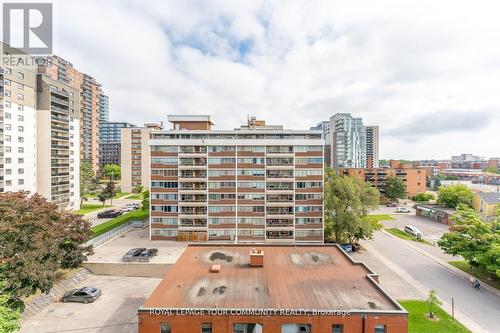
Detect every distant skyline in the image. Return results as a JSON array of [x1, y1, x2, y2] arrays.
[[18, 0, 500, 160]]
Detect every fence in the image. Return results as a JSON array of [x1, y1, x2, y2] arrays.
[[87, 218, 148, 248]]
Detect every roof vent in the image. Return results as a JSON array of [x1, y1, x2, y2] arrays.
[[250, 248, 264, 267], [210, 264, 221, 273]]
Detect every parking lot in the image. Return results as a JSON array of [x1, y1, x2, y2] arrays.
[[20, 275, 161, 333], [87, 227, 187, 264]]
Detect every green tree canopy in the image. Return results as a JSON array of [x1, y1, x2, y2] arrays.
[[134, 184, 144, 194], [412, 192, 436, 202], [438, 205, 500, 277], [80, 161, 95, 204], [142, 189, 150, 211], [0, 192, 93, 298], [485, 166, 499, 174], [103, 164, 121, 180], [324, 168, 380, 244], [0, 280, 20, 333], [437, 184, 473, 208], [98, 180, 116, 206], [384, 176, 407, 200]]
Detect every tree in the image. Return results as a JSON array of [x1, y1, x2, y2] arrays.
[[98, 180, 116, 206], [79, 161, 95, 205], [141, 189, 150, 212], [438, 205, 500, 277], [0, 192, 93, 298], [426, 289, 442, 319], [0, 281, 21, 333], [412, 192, 436, 202], [485, 166, 499, 174], [324, 168, 380, 244], [384, 176, 407, 200], [433, 176, 442, 191], [134, 184, 144, 194], [103, 164, 121, 180], [437, 184, 473, 208]]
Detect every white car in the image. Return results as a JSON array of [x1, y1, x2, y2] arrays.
[[404, 225, 423, 239], [396, 206, 411, 213], [121, 204, 136, 212]]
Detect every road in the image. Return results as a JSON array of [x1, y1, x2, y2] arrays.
[[367, 230, 500, 333], [83, 197, 141, 227]]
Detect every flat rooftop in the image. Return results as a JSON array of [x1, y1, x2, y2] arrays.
[[142, 245, 403, 312]]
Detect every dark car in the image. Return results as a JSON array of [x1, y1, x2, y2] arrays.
[[97, 209, 122, 218], [122, 248, 146, 262], [138, 248, 159, 262], [61, 287, 101, 303], [386, 202, 398, 207]]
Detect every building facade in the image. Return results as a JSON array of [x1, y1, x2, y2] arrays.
[[0, 44, 80, 209], [365, 125, 379, 168], [99, 94, 109, 122], [148, 115, 324, 243], [310, 121, 331, 167], [329, 113, 366, 169], [120, 123, 163, 193], [99, 121, 135, 169], [138, 245, 408, 333], [340, 167, 426, 197], [472, 192, 500, 219]]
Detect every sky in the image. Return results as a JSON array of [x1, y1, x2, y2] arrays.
[[37, 0, 500, 159]]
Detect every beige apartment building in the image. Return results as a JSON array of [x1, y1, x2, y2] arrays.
[[1, 43, 80, 209], [120, 123, 164, 193], [39, 56, 104, 173], [148, 115, 325, 243]]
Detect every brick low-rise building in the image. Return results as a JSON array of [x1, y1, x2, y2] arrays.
[[148, 115, 325, 243], [138, 245, 408, 333]]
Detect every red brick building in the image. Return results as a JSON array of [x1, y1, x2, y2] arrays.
[[138, 245, 408, 333]]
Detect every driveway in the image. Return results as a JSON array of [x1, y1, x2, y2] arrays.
[[20, 275, 160, 333], [82, 198, 142, 227]]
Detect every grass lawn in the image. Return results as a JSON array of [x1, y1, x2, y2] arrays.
[[399, 300, 471, 333], [449, 260, 500, 290], [113, 191, 131, 199], [366, 214, 396, 222], [74, 203, 111, 215], [385, 228, 432, 245], [91, 209, 149, 238], [125, 193, 143, 200]]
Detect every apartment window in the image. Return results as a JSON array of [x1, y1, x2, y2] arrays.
[[18, 158, 24, 164], [5, 101, 11, 108], [208, 206, 236, 213], [18, 179, 24, 185], [17, 72, 24, 79], [17, 83, 24, 90], [17, 94, 24, 100], [6, 180, 12, 186], [18, 115, 24, 121], [5, 169, 11, 175], [160, 323, 171, 333], [201, 323, 212, 333], [332, 324, 344, 333], [18, 168, 24, 175], [18, 126, 24, 132], [233, 323, 263, 333], [18, 137, 24, 143], [151, 205, 178, 212], [18, 105, 23, 111], [374, 325, 386, 333], [5, 124, 11, 131], [281, 324, 311, 333], [4, 79, 11, 85], [5, 90, 11, 97], [5, 157, 11, 164], [5, 147, 12, 153]]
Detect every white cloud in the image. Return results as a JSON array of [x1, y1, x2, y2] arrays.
[[47, 0, 500, 159]]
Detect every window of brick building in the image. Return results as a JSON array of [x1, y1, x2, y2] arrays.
[[160, 323, 171, 333]]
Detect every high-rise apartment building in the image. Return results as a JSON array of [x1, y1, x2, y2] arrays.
[[120, 122, 163, 193], [310, 120, 331, 166], [365, 125, 379, 168], [330, 113, 366, 168], [38, 56, 105, 173], [0, 44, 80, 209], [98, 94, 109, 122], [148, 115, 324, 243], [100, 121, 135, 169]]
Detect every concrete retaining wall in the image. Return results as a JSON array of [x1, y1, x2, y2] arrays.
[[88, 218, 148, 248], [83, 262, 171, 278]]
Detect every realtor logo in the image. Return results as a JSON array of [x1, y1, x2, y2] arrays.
[[3, 3, 52, 54]]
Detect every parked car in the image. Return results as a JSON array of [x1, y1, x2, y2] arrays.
[[396, 206, 411, 213], [138, 248, 159, 262], [61, 287, 102, 303], [386, 202, 398, 207], [339, 244, 353, 253], [122, 248, 146, 262], [120, 205, 135, 212], [404, 225, 423, 239], [131, 202, 141, 208], [97, 209, 122, 218]]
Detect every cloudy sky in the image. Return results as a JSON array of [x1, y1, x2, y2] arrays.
[[48, 0, 500, 159]]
